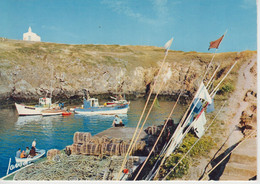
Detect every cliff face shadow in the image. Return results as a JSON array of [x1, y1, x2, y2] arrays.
[[207, 142, 239, 180]]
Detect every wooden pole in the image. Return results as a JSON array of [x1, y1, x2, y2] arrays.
[[134, 91, 183, 180], [210, 60, 238, 96], [202, 49, 218, 81], [206, 65, 220, 89], [116, 40, 173, 180]]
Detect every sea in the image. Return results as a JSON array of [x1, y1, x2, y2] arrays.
[[0, 98, 187, 178]]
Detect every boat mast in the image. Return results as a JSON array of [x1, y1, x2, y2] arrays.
[[50, 64, 54, 99]]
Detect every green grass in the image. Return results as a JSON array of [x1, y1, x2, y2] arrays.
[[156, 133, 216, 180]]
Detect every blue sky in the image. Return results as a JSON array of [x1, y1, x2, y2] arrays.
[[0, 0, 257, 52]]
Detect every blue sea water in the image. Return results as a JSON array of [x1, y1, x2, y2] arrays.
[[0, 99, 186, 178]]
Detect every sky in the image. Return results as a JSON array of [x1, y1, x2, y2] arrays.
[[0, 0, 257, 52]]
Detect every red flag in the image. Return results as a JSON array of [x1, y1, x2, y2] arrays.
[[208, 35, 224, 50]]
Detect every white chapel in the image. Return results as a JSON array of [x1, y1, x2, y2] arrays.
[[23, 27, 41, 42]]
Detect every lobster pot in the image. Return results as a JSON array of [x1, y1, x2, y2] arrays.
[[47, 149, 60, 160], [108, 143, 120, 156], [145, 125, 160, 136], [73, 132, 91, 144], [101, 143, 109, 155], [84, 143, 101, 155], [104, 143, 113, 155], [111, 138, 122, 144], [119, 142, 130, 156], [69, 144, 78, 154], [131, 141, 146, 155], [75, 143, 83, 154], [98, 136, 110, 144]]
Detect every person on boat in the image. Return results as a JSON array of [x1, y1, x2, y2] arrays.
[[32, 139, 36, 148], [25, 147, 30, 157], [20, 150, 26, 158], [112, 115, 123, 127], [29, 146, 36, 157], [16, 148, 21, 158]]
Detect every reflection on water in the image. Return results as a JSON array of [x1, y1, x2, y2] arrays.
[[0, 99, 187, 178], [15, 116, 42, 129]]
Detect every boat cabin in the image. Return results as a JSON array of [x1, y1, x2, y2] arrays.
[[83, 98, 99, 108], [39, 98, 52, 106]]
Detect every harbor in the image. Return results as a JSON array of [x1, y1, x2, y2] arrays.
[[0, 99, 186, 179], [0, 1, 257, 180]]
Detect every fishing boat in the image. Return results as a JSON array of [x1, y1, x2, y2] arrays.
[[15, 149, 46, 164], [15, 98, 52, 116], [75, 97, 130, 115], [41, 109, 66, 116]]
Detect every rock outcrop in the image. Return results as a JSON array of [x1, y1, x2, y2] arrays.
[[0, 39, 256, 104]]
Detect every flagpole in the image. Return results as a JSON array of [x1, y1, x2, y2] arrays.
[[151, 32, 228, 180], [206, 64, 220, 89], [133, 64, 192, 180], [153, 83, 205, 180], [210, 60, 237, 96], [116, 38, 173, 180], [202, 48, 217, 81]]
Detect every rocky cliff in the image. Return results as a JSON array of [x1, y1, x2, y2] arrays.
[[0, 38, 256, 104]]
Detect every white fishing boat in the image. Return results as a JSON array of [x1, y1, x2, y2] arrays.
[[15, 149, 46, 164], [15, 98, 52, 116], [41, 109, 66, 116]]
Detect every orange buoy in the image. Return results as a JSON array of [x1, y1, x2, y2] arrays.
[[123, 168, 129, 174]]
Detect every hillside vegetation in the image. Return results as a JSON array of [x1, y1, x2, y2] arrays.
[[0, 38, 256, 104]]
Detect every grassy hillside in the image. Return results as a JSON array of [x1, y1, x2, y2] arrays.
[[0, 38, 256, 104]]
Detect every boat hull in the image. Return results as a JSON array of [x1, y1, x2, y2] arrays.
[[15, 149, 46, 164], [15, 103, 47, 116], [74, 104, 129, 115], [41, 109, 65, 116]]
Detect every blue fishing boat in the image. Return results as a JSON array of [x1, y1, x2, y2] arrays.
[[74, 97, 130, 115]]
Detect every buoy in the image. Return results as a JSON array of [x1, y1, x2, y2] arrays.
[[123, 168, 129, 174]]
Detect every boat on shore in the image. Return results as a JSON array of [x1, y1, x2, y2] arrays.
[[15, 149, 46, 164], [15, 98, 52, 116], [75, 97, 130, 115]]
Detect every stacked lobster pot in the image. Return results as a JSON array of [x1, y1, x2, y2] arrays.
[[144, 119, 177, 153], [66, 132, 146, 156]]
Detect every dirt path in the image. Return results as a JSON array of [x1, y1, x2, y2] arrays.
[[218, 54, 257, 181], [225, 55, 257, 146], [185, 54, 257, 181]]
